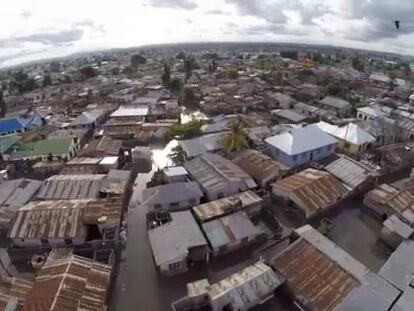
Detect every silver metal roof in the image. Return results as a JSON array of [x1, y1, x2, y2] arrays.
[[143, 182, 203, 206], [148, 211, 207, 266]]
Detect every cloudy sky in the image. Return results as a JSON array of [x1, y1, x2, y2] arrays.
[[0, 0, 413, 67]]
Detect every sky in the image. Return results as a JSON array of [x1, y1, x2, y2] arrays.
[[0, 0, 414, 67]]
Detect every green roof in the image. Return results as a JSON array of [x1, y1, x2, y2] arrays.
[[0, 135, 21, 154], [9, 137, 73, 159]]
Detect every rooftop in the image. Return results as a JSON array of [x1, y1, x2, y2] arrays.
[[23, 248, 111, 311], [319, 95, 351, 109], [110, 106, 149, 117], [272, 109, 308, 123], [193, 191, 262, 222], [202, 211, 261, 249], [148, 211, 207, 266], [8, 137, 74, 159], [317, 121, 376, 145], [143, 182, 203, 206], [265, 124, 337, 156]]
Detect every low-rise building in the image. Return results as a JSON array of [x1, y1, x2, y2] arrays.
[[148, 211, 209, 275], [162, 166, 189, 183], [179, 132, 227, 159], [172, 262, 283, 311], [271, 109, 308, 124], [143, 181, 203, 211], [193, 191, 262, 222], [233, 149, 288, 187], [317, 121, 376, 154], [22, 248, 112, 311], [318, 95, 352, 116], [184, 153, 257, 201], [67, 109, 105, 130], [271, 225, 400, 311], [381, 215, 413, 249], [272, 168, 349, 218], [265, 124, 337, 168], [201, 211, 262, 256]]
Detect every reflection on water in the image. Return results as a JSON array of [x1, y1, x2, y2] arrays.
[[180, 110, 208, 124], [151, 139, 178, 169]]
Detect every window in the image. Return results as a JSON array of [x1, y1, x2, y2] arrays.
[[169, 202, 179, 208], [292, 155, 298, 161], [65, 239, 72, 246], [169, 262, 182, 273], [302, 152, 307, 159], [189, 198, 197, 205], [326, 145, 332, 151]]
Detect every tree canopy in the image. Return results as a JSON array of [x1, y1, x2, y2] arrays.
[[0, 90, 6, 118], [80, 66, 97, 79], [166, 119, 203, 141], [131, 54, 147, 68], [179, 87, 198, 110], [221, 121, 249, 154], [161, 63, 171, 87]]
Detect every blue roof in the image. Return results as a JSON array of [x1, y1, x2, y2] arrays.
[[0, 118, 27, 134]]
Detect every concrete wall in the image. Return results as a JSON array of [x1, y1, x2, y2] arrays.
[[267, 143, 335, 168]]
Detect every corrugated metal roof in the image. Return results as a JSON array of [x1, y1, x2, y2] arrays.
[[233, 149, 287, 184], [271, 238, 360, 311], [379, 240, 414, 291], [143, 182, 203, 207], [36, 174, 106, 200], [383, 215, 413, 239], [364, 184, 399, 207], [390, 286, 414, 311], [8, 200, 89, 240], [23, 248, 111, 311], [148, 211, 207, 266], [202, 211, 261, 249], [273, 168, 348, 218], [319, 95, 351, 109], [325, 155, 374, 189], [187, 262, 283, 310], [184, 154, 257, 195], [193, 191, 262, 222], [83, 198, 122, 226]]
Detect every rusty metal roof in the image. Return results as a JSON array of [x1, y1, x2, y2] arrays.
[[271, 238, 360, 311], [23, 249, 111, 311], [325, 155, 375, 189], [8, 200, 89, 240], [233, 149, 288, 185], [193, 191, 262, 222], [364, 184, 399, 207], [83, 198, 122, 226], [272, 168, 348, 218]]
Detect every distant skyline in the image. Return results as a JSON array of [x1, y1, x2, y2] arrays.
[[1, 0, 414, 67]]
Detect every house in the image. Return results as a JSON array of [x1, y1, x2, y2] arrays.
[[294, 102, 321, 118], [67, 109, 105, 129], [357, 119, 398, 146], [36, 174, 106, 200], [233, 149, 288, 188], [0, 179, 43, 233], [184, 154, 257, 201], [143, 182, 203, 211], [265, 124, 337, 168], [110, 105, 149, 122], [245, 126, 272, 149], [0, 117, 32, 136], [270, 225, 400, 311], [162, 166, 189, 183], [317, 121, 376, 154], [325, 155, 377, 191], [171, 262, 283, 311], [369, 72, 392, 86], [148, 211, 209, 275], [193, 191, 262, 222], [6, 137, 78, 162], [0, 135, 21, 155], [318, 95, 352, 116], [8, 200, 89, 247], [202, 211, 262, 256], [22, 248, 111, 311], [374, 143, 414, 174], [380, 215, 413, 249], [270, 109, 308, 124], [272, 168, 349, 218], [267, 92, 295, 109], [356, 104, 391, 121], [179, 132, 227, 159]]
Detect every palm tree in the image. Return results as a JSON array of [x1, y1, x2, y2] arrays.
[[222, 121, 249, 154], [168, 145, 186, 165]]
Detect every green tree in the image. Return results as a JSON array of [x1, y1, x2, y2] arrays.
[[180, 87, 198, 110], [352, 57, 364, 72], [168, 145, 186, 165], [80, 66, 97, 79], [131, 54, 147, 68], [0, 90, 6, 118], [166, 119, 202, 141], [43, 74, 52, 87], [161, 63, 171, 87], [226, 69, 239, 79], [184, 56, 198, 79], [221, 121, 249, 154], [168, 78, 182, 97], [326, 82, 342, 96], [176, 52, 186, 60]]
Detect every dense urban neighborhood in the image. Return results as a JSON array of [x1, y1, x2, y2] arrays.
[[0, 42, 414, 310]]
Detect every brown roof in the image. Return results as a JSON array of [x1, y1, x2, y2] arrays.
[[95, 136, 122, 156], [233, 150, 287, 185], [83, 198, 122, 225], [23, 249, 111, 311], [271, 238, 359, 310], [364, 184, 399, 207], [272, 168, 348, 218], [0, 276, 33, 310], [8, 200, 88, 240]]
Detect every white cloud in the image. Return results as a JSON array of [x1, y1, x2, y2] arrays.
[[0, 0, 413, 67]]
